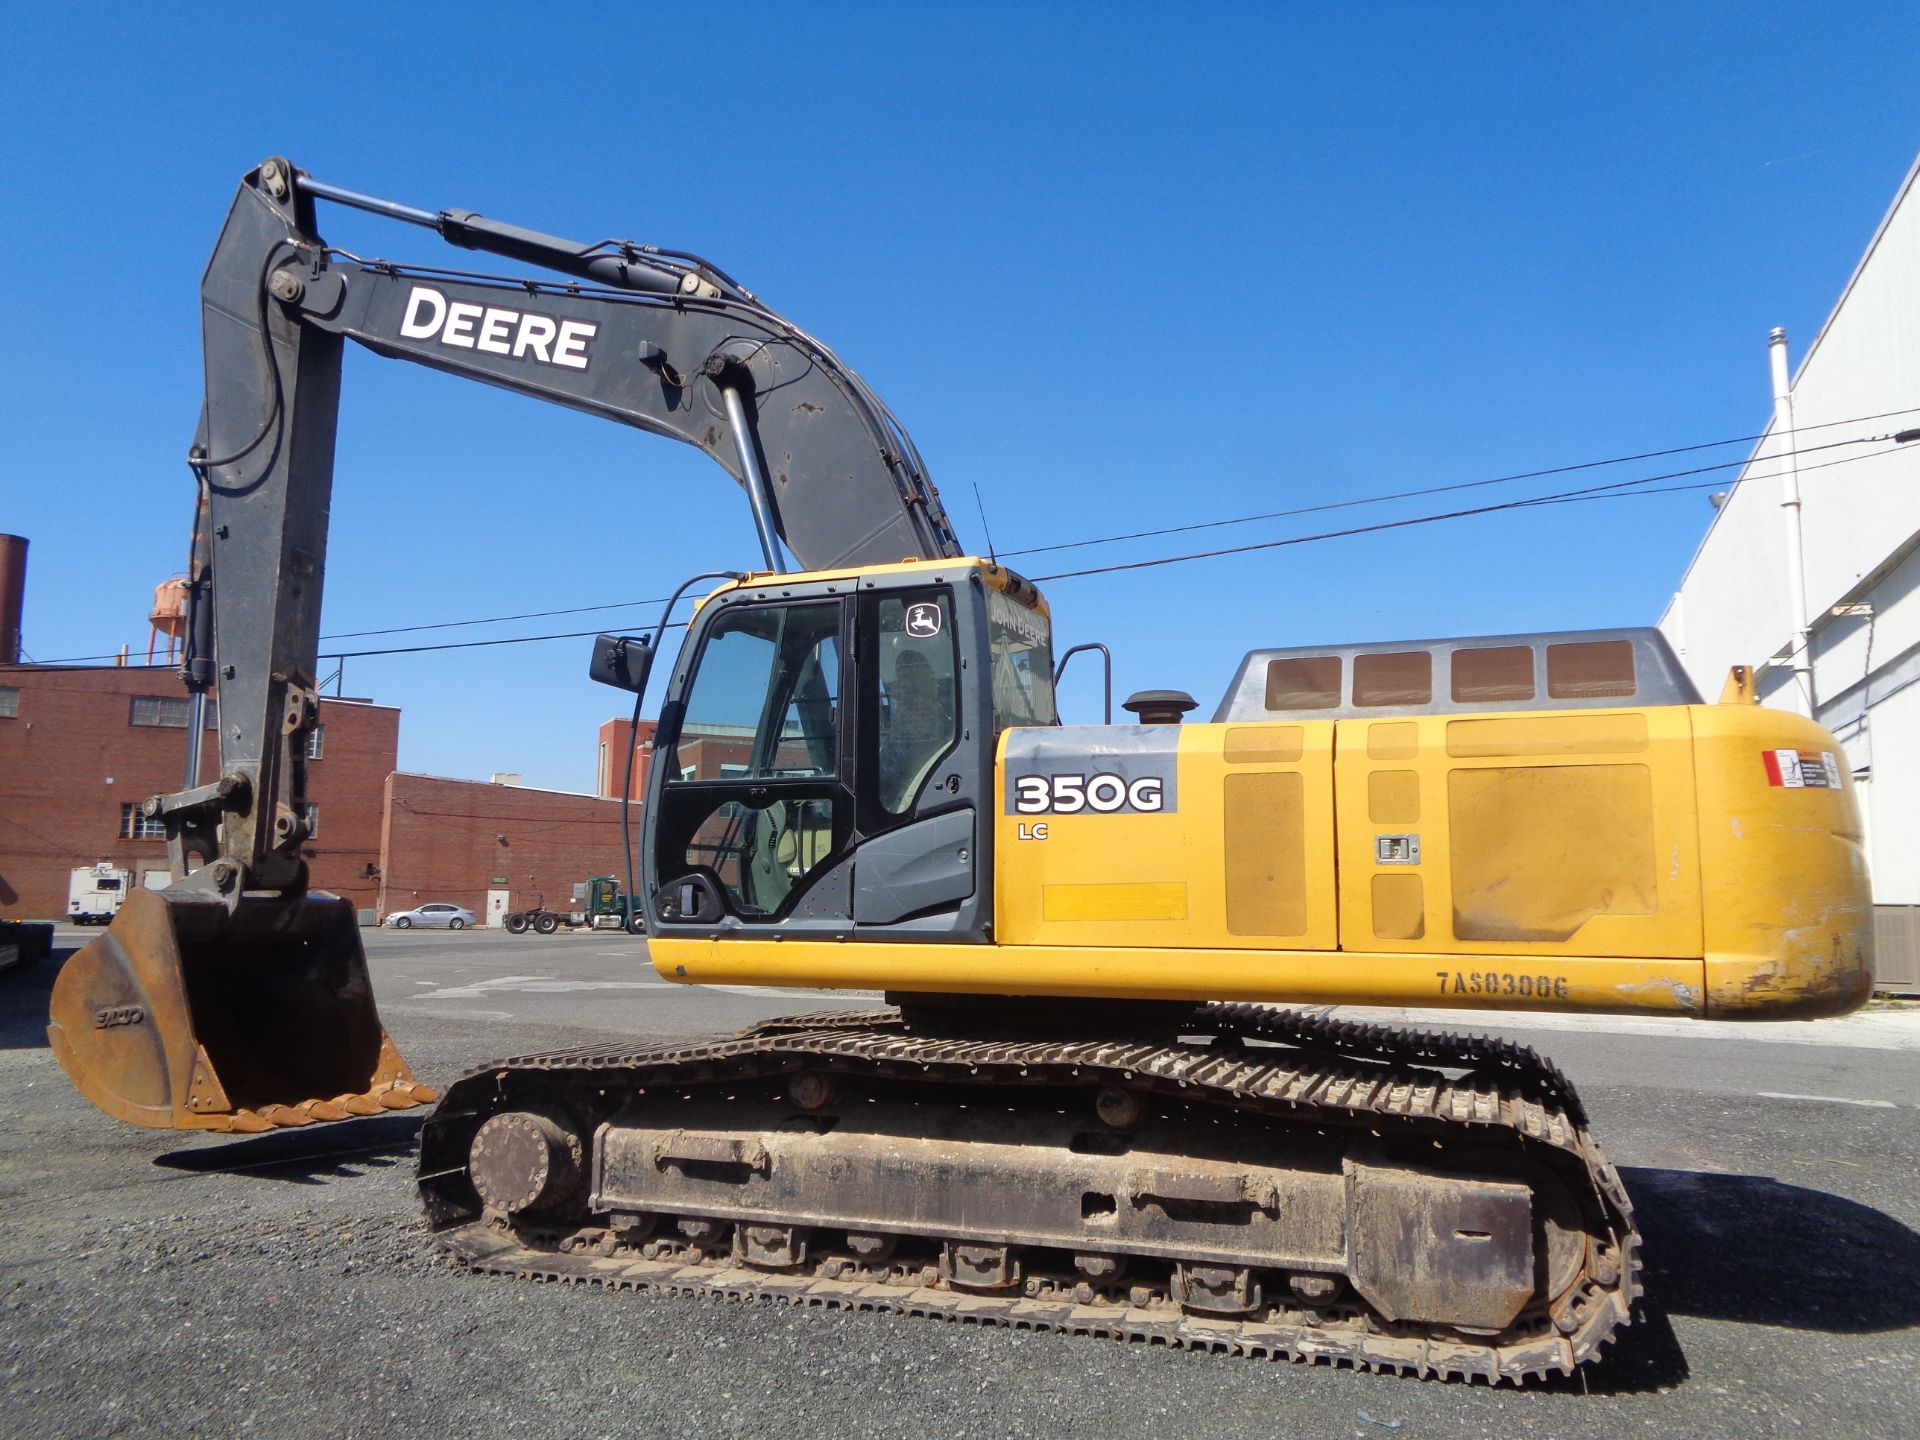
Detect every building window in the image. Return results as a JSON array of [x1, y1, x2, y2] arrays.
[[129, 695, 191, 728], [120, 803, 166, 839], [0, 686, 17, 718], [307, 725, 325, 760]]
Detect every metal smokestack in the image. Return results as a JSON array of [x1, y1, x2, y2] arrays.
[[1767, 328, 1813, 713], [0, 534, 26, 665]]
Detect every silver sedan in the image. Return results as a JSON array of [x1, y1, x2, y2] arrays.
[[384, 902, 476, 930]]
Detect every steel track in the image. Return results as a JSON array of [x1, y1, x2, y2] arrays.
[[419, 1006, 1640, 1384]]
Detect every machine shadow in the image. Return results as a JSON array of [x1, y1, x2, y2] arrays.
[[1563, 1164, 1920, 1395], [0, 943, 70, 1049], [152, 1112, 425, 1186], [1621, 1166, 1920, 1333]]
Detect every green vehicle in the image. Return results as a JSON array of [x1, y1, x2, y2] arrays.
[[503, 876, 635, 935]]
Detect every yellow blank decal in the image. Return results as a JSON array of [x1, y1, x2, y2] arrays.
[[1367, 722, 1419, 760], [1043, 882, 1188, 922], [1446, 713, 1648, 758], [1368, 769, 1421, 825], [1372, 872, 1425, 940], [1224, 771, 1308, 936], [1449, 764, 1655, 942], [1224, 725, 1305, 764]]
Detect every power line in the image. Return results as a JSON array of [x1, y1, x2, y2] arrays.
[[1032, 442, 1900, 583], [326, 401, 1920, 629], [22, 407, 1918, 665], [320, 594, 675, 641], [252, 443, 1912, 651], [323, 619, 690, 660], [1003, 403, 1920, 561]]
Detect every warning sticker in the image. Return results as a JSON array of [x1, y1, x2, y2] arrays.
[[1762, 749, 1842, 789]]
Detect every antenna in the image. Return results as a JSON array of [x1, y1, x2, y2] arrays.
[[972, 482, 999, 565]]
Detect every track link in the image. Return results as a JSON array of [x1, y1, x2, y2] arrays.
[[419, 1006, 1640, 1385]]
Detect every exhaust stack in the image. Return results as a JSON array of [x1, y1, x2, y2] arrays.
[[0, 534, 25, 665]]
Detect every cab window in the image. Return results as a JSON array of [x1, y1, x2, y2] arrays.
[[669, 603, 840, 780], [659, 600, 845, 920], [871, 593, 960, 815], [986, 587, 1056, 731]]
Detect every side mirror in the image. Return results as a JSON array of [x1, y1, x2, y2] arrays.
[[588, 633, 655, 695]]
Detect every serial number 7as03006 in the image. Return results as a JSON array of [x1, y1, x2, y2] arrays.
[[1437, 970, 1572, 1000]]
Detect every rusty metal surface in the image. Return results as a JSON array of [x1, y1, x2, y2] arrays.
[[47, 887, 435, 1131], [1345, 1159, 1534, 1332], [418, 1005, 1640, 1384], [594, 1098, 1355, 1273]]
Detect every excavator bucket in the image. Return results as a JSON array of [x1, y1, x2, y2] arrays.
[[47, 887, 434, 1133]]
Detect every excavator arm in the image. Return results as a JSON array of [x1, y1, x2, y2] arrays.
[[184, 157, 958, 894], [48, 156, 963, 1132]]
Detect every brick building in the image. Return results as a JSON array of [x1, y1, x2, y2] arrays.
[[0, 663, 397, 916], [1, 665, 645, 925], [380, 772, 633, 922], [592, 717, 778, 797], [594, 717, 657, 800]]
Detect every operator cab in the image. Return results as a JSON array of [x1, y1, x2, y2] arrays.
[[641, 560, 1054, 944]]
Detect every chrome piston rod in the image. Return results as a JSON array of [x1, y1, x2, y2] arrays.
[[720, 384, 788, 573]]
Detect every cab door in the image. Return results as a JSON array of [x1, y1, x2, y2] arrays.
[[644, 566, 1007, 943], [647, 597, 853, 927], [847, 586, 974, 929]]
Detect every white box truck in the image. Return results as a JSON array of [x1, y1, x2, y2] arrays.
[[68, 863, 134, 925]]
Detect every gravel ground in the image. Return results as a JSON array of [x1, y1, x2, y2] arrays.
[[4, 932, 1917, 1440]]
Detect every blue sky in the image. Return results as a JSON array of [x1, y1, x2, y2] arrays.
[[4, 4, 1917, 791]]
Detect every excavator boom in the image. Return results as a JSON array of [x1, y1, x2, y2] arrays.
[[49, 156, 959, 1133]]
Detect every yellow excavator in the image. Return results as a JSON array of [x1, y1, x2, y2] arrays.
[[49, 158, 1872, 1384]]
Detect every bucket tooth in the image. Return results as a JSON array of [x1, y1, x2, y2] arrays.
[[47, 887, 423, 1133], [369, 1034, 415, 1089]]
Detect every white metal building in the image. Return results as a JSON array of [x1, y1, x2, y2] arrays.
[[1661, 154, 1920, 991]]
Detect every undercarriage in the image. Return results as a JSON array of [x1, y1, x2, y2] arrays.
[[418, 1005, 1638, 1384]]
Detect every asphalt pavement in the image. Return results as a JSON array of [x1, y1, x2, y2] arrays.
[[3, 924, 1916, 1439]]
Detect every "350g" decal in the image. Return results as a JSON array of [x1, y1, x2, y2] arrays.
[[1012, 772, 1166, 815]]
